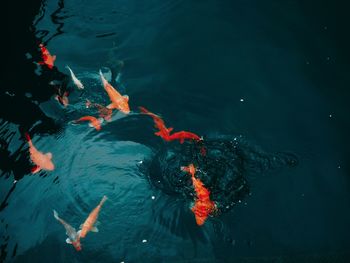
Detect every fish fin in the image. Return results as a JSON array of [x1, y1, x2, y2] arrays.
[[53, 210, 59, 220], [168, 127, 174, 132], [106, 103, 116, 109], [45, 152, 53, 159], [91, 226, 99, 233], [31, 165, 41, 174], [123, 95, 129, 101], [79, 224, 83, 229], [154, 131, 161, 136], [95, 221, 101, 226], [77, 230, 82, 236], [52, 55, 56, 61], [66, 238, 72, 244]]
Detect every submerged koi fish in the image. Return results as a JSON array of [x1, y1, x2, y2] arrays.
[[139, 106, 201, 144], [79, 195, 107, 238], [99, 70, 130, 114], [86, 100, 112, 121], [75, 116, 102, 131], [181, 164, 216, 226], [139, 106, 173, 139], [66, 66, 84, 90], [55, 91, 69, 107], [167, 131, 202, 144], [25, 133, 55, 173], [38, 44, 56, 69], [53, 210, 82, 251]]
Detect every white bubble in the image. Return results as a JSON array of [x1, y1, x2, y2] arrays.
[[142, 239, 147, 243], [151, 196, 155, 200], [240, 98, 244, 102]]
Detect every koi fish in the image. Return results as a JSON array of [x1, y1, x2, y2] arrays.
[[66, 66, 84, 90], [139, 107, 202, 143], [79, 195, 107, 238], [181, 164, 216, 226], [75, 116, 102, 131], [55, 91, 69, 107], [86, 100, 112, 121], [53, 210, 82, 251], [139, 106, 173, 139], [38, 43, 56, 69], [167, 131, 202, 144], [99, 70, 130, 114], [25, 133, 55, 173]]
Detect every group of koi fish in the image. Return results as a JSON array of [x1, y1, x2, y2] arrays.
[[25, 44, 218, 251]]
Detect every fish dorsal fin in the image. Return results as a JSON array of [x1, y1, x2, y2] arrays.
[[66, 238, 72, 244], [91, 226, 99, 233], [123, 95, 129, 101], [45, 152, 52, 159]]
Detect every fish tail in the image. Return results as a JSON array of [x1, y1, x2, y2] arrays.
[[139, 106, 148, 114], [65, 65, 72, 72], [100, 195, 108, 206], [53, 209, 59, 220]]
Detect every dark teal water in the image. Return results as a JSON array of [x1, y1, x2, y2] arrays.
[[1, 0, 350, 262]]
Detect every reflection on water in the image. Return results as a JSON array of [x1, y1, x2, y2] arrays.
[[1, 0, 350, 262]]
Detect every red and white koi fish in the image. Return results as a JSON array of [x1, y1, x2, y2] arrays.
[[99, 70, 130, 114], [86, 99, 112, 121], [25, 133, 55, 173], [53, 210, 82, 251], [79, 196, 107, 238], [75, 116, 102, 131], [66, 66, 84, 90], [181, 164, 216, 226], [38, 44, 56, 69]]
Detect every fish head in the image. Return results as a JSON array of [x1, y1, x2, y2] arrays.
[[71, 239, 82, 251]]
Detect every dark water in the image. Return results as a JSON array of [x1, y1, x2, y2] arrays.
[[1, 0, 350, 262]]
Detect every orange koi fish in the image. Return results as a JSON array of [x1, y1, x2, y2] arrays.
[[139, 106, 173, 139], [86, 99, 112, 121], [79, 196, 107, 238], [75, 116, 102, 131], [99, 70, 130, 114], [181, 164, 216, 226], [167, 131, 202, 144], [53, 210, 82, 251], [25, 133, 55, 173], [38, 43, 56, 69], [139, 106, 202, 144]]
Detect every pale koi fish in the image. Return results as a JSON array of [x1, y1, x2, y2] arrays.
[[53, 210, 82, 251], [66, 65, 84, 90]]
